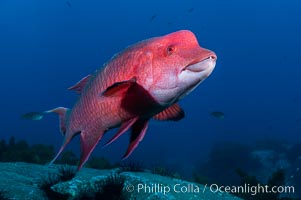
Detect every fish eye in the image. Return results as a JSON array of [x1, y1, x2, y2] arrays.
[[166, 45, 176, 55]]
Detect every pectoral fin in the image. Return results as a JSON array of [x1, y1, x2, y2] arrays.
[[102, 77, 136, 97], [120, 81, 159, 116]]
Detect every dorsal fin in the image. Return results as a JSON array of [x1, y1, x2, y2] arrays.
[[153, 103, 185, 121], [68, 74, 92, 94]]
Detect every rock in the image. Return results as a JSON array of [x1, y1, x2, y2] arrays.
[[0, 162, 242, 200]]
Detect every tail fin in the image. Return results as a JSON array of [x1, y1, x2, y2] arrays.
[[21, 107, 69, 134], [45, 107, 73, 166], [44, 107, 69, 135], [23, 107, 72, 167]]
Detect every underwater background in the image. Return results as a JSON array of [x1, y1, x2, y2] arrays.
[[0, 0, 301, 198]]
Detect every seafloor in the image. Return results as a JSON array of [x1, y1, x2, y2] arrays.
[[0, 162, 241, 200]]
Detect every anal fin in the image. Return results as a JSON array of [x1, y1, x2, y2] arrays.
[[78, 128, 105, 170]]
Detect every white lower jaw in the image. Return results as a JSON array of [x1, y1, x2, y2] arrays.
[[179, 59, 216, 84], [149, 59, 216, 106], [176, 59, 216, 100], [185, 57, 216, 72]]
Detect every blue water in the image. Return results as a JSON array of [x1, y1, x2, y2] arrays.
[[1, 0, 300, 179]]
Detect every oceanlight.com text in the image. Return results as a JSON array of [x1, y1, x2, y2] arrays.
[[125, 183, 295, 196], [207, 183, 295, 196]]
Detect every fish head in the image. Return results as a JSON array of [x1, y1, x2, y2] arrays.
[[137, 30, 217, 106]]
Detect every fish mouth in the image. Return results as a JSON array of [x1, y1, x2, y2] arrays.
[[184, 55, 217, 72]]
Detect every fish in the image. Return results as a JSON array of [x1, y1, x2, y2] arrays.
[[66, 1, 72, 8], [21, 112, 44, 120], [210, 111, 225, 119], [39, 30, 216, 170], [188, 8, 195, 13], [150, 14, 157, 22]]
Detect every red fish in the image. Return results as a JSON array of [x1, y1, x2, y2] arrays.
[[45, 30, 216, 170]]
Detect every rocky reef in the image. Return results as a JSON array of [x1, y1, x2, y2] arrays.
[[0, 162, 241, 200]]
